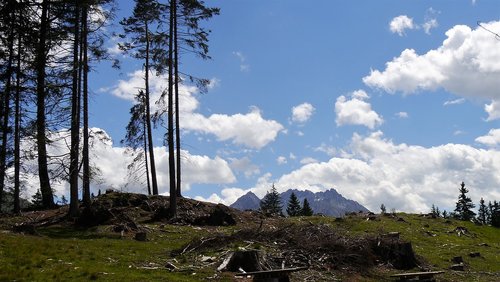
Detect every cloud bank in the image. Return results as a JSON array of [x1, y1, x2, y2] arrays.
[[199, 131, 500, 214]]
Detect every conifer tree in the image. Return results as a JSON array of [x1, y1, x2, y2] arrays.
[[477, 198, 488, 225], [301, 198, 313, 216], [490, 201, 500, 228], [260, 184, 282, 215], [31, 189, 44, 210], [380, 203, 386, 214], [118, 0, 166, 196], [454, 182, 476, 221], [286, 192, 302, 217], [442, 210, 448, 219]]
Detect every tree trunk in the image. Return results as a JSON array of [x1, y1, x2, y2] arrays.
[[144, 21, 159, 195], [168, 0, 177, 217], [35, 0, 54, 209], [82, 4, 90, 208], [0, 1, 15, 211], [143, 113, 151, 195], [13, 9, 23, 214], [69, 0, 81, 217], [174, 4, 182, 198]]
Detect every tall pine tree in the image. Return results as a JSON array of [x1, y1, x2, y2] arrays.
[[260, 184, 282, 215], [301, 198, 313, 216], [286, 192, 301, 217], [454, 182, 476, 221], [477, 198, 488, 225], [118, 0, 167, 196]]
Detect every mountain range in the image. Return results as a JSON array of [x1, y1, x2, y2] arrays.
[[230, 188, 370, 217]]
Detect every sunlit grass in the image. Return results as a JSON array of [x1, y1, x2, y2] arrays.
[[0, 214, 498, 281], [0, 225, 229, 282]]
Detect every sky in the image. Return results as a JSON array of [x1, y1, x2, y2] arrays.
[[22, 0, 500, 213]]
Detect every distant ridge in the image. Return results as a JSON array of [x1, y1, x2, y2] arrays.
[[230, 188, 369, 217]]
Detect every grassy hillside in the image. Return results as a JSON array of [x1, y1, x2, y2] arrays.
[[0, 197, 498, 281]]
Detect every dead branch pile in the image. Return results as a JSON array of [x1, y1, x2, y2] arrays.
[[75, 192, 243, 228], [174, 222, 419, 272]]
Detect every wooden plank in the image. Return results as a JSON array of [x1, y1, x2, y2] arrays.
[[390, 270, 444, 278], [234, 266, 308, 277]]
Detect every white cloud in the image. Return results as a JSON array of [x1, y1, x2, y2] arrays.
[[475, 129, 500, 147], [277, 156, 287, 165], [423, 8, 439, 35], [183, 107, 284, 149], [274, 131, 500, 213], [229, 157, 260, 178], [232, 51, 250, 72], [206, 131, 500, 213], [335, 90, 383, 129], [107, 43, 123, 56], [291, 103, 315, 124], [423, 18, 438, 34], [314, 143, 337, 157], [16, 128, 236, 199], [390, 15, 415, 36], [364, 21, 500, 120], [300, 157, 318, 165], [443, 98, 466, 106], [110, 70, 284, 149], [485, 100, 500, 121], [396, 112, 409, 118]]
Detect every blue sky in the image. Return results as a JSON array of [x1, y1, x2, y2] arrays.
[[39, 0, 500, 213]]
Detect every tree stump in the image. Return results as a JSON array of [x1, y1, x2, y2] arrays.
[[134, 231, 147, 241], [218, 250, 267, 272], [451, 256, 463, 264]]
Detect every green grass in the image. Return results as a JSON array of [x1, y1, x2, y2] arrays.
[[0, 224, 230, 282], [0, 214, 498, 281], [301, 213, 500, 281]]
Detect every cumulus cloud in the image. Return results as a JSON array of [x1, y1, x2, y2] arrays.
[[183, 107, 284, 149], [204, 131, 500, 213], [390, 15, 415, 36], [364, 21, 500, 120], [110, 70, 284, 149], [335, 90, 383, 129], [16, 128, 236, 199], [276, 131, 500, 213], [475, 129, 500, 147], [485, 101, 500, 121], [291, 103, 315, 124]]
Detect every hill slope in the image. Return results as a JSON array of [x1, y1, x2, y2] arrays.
[[0, 192, 499, 281]]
